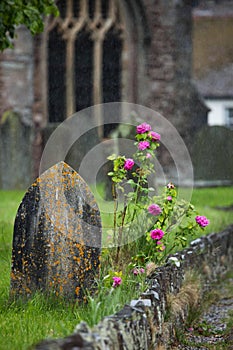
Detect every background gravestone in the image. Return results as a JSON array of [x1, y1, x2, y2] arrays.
[[191, 125, 233, 184], [42, 122, 100, 184], [0, 110, 32, 189], [10, 161, 102, 300]]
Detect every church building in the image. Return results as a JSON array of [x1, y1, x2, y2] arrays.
[[0, 0, 208, 189]]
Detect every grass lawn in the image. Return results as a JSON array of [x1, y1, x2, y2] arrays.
[[190, 187, 233, 235], [0, 187, 233, 350]]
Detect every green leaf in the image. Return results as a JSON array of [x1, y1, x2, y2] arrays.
[[112, 177, 121, 183], [107, 154, 117, 161], [148, 187, 155, 192], [0, 0, 59, 51], [117, 185, 124, 192], [127, 179, 137, 187]]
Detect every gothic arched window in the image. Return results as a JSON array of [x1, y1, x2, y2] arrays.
[[33, 0, 149, 138], [46, 0, 124, 134]]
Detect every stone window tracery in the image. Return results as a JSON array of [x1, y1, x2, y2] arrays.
[[46, 0, 125, 136]]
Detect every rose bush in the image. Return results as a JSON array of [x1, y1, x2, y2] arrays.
[[107, 122, 209, 285]]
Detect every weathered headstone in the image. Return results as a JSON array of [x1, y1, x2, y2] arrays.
[[0, 110, 32, 189], [10, 161, 102, 300], [191, 125, 233, 184]]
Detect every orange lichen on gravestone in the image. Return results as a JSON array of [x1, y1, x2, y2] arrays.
[[10, 161, 102, 300]]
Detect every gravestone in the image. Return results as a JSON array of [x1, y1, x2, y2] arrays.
[[191, 125, 233, 184], [0, 110, 32, 189], [42, 121, 100, 184], [10, 161, 102, 300]]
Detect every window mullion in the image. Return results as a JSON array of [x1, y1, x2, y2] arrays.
[[66, 37, 75, 117], [93, 36, 104, 138]]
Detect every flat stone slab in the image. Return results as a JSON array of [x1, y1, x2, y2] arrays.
[[10, 161, 101, 299]]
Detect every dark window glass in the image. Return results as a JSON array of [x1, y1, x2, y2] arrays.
[[74, 31, 94, 111], [57, 0, 66, 19], [88, 0, 95, 19], [227, 108, 233, 127], [102, 0, 109, 19], [73, 0, 80, 18], [103, 29, 122, 136], [48, 27, 66, 122]]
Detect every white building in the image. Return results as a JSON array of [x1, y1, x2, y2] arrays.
[[194, 64, 233, 128]]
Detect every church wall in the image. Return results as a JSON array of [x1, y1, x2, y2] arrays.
[[0, 26, 34, 189], [142, 0, 207, 140], [0, 0, 208, 188]]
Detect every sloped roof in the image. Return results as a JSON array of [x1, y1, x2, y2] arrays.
[[194, 64, 233, 99]]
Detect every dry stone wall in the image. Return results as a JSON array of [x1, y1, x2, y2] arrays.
[[35, 225, 233, 350]]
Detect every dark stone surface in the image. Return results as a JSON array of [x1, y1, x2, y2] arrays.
[[0, 110, 32, 189], [10, 161, 102, 299], [41, 123, 100, 184], [191, 126, 233, 182]]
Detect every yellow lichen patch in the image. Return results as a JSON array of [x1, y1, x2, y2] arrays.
[[75, 286, 80, 296], [10, 272, 16, 280], [25, 287, 31, 294], [73, 256, 81, 263]]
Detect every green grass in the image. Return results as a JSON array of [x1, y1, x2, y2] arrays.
[[0, 187, 233, 349], [190, 187, 233, 235], [0, 281, 145, 350], [0, 191, 25, 302]]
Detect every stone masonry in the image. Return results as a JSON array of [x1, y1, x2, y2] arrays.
[[34, 225, 233, 349], [0, 0, 208, 189]]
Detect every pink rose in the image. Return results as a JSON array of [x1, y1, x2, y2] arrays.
[[167, 196, 172, 201], [148, 204, 162, 216], [138, 141, 150, 150], [112, 276, 122, 288], [149, 131, 161, 142], [124, 158, 134, 170], [136, 123, 152, 134], [195, 215, 209, 227], [133, 268, 145, 275], [150, 229, 165, 240]]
